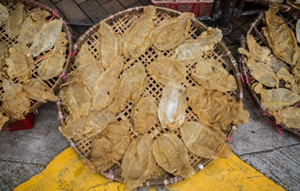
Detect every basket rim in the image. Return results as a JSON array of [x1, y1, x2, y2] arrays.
[[57, 5, 242, 186], [239, 9, 300, 139], [0, 0, 73, 127]]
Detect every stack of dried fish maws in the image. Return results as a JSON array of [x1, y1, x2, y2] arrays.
[[0, 2, 69, 129], [239, 5, 300, 130], [59, 5, 249, 190]]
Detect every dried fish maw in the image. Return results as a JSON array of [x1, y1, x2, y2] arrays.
[[0, 112, 9, 130], [265, 54, 289, 73], [108, 62, 147, 113], [153, 12, 194, 50], [61, 73, 91, 119], [0, 41, 8, 69], [18, 9, 49, 45], [273, 107, 300, 129], [38, 32, 67, 80], [132, 96, 158, 134], [77, 44, 104, 92], [23, 78, 57, 102], [180, 121, 231, 159], [5, 3, 24, 38], [30, 18, 63, 57], [6, 43, 33, 83], [252, 82, 300, 111], [247, 35, 271, 63], [92, 56, 123, 111], [191, 58, 237, 92], [276, 67, 295, 88], [153, 133, 194, 178], [263, 5, 299, 66], [122, 134, 156, 190], [174, 27, 222, 62], [2, 80, 30, 119], [59, 116, 89, 140], [147, 57, 186, 85], [30, 8, 50, 21], [89, 121, 130, 172], [186, 86, 249, 131], [0, 4, 9, 27], [98, 21, 122, 68], [85, 108, 115, 138], [239, 48, 279, 88], [122, 6, 156, 59], [158, 82, 187, 130]]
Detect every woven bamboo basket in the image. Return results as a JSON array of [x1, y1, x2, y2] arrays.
[[57, 6, 243, 186], [240, 9, 300, 138], [0, 0, 73, 127]]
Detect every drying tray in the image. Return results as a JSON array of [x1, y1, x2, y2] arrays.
[[240, 9, 300, 138], [57, 6, 243, 187], [0, 0, 73, 126]]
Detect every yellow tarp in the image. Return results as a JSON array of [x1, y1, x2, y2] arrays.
[[14, 147, 284, 191]]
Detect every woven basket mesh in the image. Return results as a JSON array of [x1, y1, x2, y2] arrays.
[[240, 9, 300, 138], [0, 0, 72, 126], [58, 7, 242, 186]]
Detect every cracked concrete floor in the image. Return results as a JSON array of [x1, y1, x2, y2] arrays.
[[0, 91, 299, 191]]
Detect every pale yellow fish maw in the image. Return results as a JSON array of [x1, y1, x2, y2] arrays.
[[59, 115, 89, 140], [60, 72, 91, 119], [84, 108, 115, 138], [0, 111, 9, 130], [247, 35, 271, 63], [0, 4, 9, 27], [23, 78, 57, 102], [272, 107, 300, 129], [191, 58, 237, 92], [30, 8, 50, 21], [92, 56, 123, 111], [180, 121, 231, 159], [121, 134, 156, 190], [147, 57, 186, 85], [276, 67, 295, 88], [5, 3, 24, 38], [76, 44, 104, 93], [186, 86, 249, 131], [265, 54, 289, 73], [108, 62, 147, 114], [30, 18, 63, 57], [153, 133, 194, 178], [38, 32, 67, 80], [132, 96, 158, 134], [6, 43, 33, 83], [238, 48, 279, 88], [0, 41, 8, 69], [174, 27, 222, 62], [18, 9, 50, 45], [252, 82, 300, 111], [89, 121, 131, 173], [122, 5, 156, 59], [2, 79, 30, 119], [158, 81, 187, 130], [263, 5, 299, 66], [98, 21, 122, 69], [153, 12, 194, 50]]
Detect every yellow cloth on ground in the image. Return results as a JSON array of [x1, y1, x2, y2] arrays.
[[14, 147, 284, 191]]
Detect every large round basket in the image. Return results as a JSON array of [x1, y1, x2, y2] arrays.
[[239, 9, 300, 138], [0, 0, 73, 126], [57, 6, 243, 186]]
